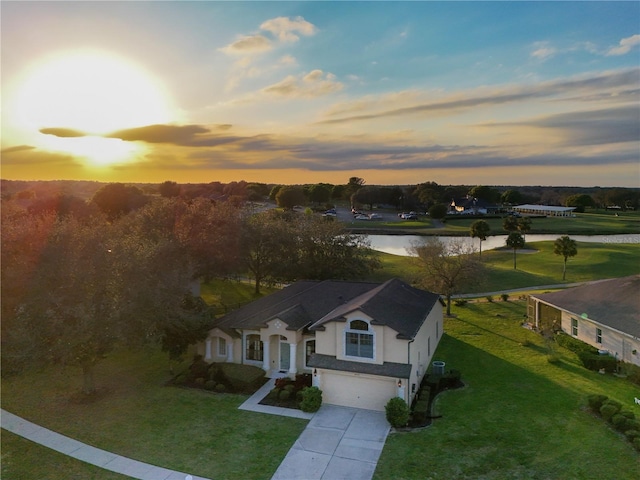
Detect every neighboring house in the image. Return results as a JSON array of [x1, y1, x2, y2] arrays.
[[512, 204, 576, 217], [196, 278, 444, 411], [528, 275, 640, 366], [449, 196, 500, 215]]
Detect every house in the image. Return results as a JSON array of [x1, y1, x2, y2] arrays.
[[196, 278, 444, 411], [528, 275, 640, 366], [449, 196, 499, 215]]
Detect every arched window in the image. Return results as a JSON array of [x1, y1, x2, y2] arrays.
[[345, 320, 374, 359]]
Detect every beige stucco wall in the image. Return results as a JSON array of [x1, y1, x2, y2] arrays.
[[317, 369, 398, 411], [560, 312, 640, 366]]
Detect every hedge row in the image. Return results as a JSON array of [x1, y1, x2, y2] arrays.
[[586, 394, 640, 452]]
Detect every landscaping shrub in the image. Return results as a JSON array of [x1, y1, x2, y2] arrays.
[[621, 362, 640, 386], [599, 403, 620, 422], [625, 430, 640, 442], [546, 354, 561, 364], [188, 355, 209, 381], [300, 386, 322, 413], [486, 295, 494, 303], [278, 389, 291, 401], [587, 394, 608, 413], [284, 384, 295, 393], [174, 374, 187, 385], [214, 383, 226, 393], [624, 419, 640, 432], [204, 380, 216, 391], [501, 293, 509, 302], [634, 437, 640, 452], [577, 351, 617, 373], [612, 413, 631, 432], [194, 377, 205, 386], [454, 299, 467, 307], [555, 333, 598, 355], [412, 399, 429, 425], [385, 397, 409, 428]]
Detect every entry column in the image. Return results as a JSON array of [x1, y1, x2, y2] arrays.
[[288, 343, 297, 376]]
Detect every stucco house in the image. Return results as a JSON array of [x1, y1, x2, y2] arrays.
[[528, 275, 640, 366], [196, 278, 444, 411]]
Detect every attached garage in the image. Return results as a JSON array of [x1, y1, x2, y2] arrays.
[[318, 370, 398, 411]]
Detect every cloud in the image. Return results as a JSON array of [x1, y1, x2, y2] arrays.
[[262, 70, 343, 98], [531, 42, 557, 60], [1, 145, 36, 154], [40, 128, 87, 138], [607, 34, 640, 56], [318, 68, 639, 124], [260, 16, 317, 42], [525, 106, 640, 146], [219, 34, 272, 55], [104, 124, 243, 147]]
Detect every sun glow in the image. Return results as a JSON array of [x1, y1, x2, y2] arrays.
[[8, 50, 173, 165]]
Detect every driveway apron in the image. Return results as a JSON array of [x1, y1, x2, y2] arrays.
[[271, 404, 390, 480]]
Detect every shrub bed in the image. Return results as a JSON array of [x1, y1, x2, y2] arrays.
[[587, 394, 640, 452], [259, 374, 313, 410], [169, 355, 268, 394], [407, 369, 464, 428]]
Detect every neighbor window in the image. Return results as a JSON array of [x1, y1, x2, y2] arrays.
[[345, 320, 374, 359], [571, 318, 578, 336], [218, 337, 227, 356], [305, 339, 316, 368], [596, 328, 602, 344], [245, 334, 263, 361]]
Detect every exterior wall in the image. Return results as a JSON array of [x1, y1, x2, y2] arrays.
[[407, 302, 442, 402], [334, 310, 384, 365], [316, 322, 338, 356], [316, 369, 398, 411], [560, 312, 640, 366]]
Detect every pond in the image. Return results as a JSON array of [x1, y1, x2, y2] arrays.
[[365, 234, 640, 257]]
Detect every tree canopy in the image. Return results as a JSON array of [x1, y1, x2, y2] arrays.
[[410, 238, 483, 316], [553, 235, 578, 280], [505, 232, 525, 269], [470, 220, 491, 257]]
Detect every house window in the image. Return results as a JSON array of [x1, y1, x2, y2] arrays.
[[218, 337, 227, 356], [571, 318, 578, 336], [305, 339, 316, 368], [345, 320, 374, 359], [596, 328, 602, 344], [245, 334, 263, 361]]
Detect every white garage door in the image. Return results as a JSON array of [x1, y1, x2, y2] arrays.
[[321, 371, 397, 411]]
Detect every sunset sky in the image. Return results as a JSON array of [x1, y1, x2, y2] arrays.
[[2, 1, 639, 187]]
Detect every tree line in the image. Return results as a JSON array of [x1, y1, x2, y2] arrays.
[[1, 189, 380, 393]]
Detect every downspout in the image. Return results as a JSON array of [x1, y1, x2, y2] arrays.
[[407, 338, 415, 404]]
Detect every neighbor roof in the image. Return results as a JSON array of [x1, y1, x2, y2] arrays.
[[213, 278, 440, 339], [532, 275, 640, 338]]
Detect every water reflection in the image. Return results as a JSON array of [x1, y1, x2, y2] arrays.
[[365, 234, 640, 257]]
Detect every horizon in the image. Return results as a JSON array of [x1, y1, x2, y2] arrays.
[[2, 1, 639, 188]]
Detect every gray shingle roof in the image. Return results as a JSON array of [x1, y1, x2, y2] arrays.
[[307, 353, 412, 379], [533, 275, 640, 337], [213, 278, 440, 339]]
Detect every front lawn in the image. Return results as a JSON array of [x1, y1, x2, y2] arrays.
[[1, 348, 307, 480], [374, 300, 640, 479]]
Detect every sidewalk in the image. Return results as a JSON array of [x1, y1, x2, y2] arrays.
[[0, 409, 210, 480]]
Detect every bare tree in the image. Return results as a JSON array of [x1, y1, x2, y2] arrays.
[[410, 238, 484, 316]]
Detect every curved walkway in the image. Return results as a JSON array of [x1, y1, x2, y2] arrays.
[[2, 381, 390, 480], [0, 408, 210, 480]]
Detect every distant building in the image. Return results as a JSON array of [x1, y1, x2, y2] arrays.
[[449, 196, 500, 215], [528, 276, 640, 366], [513, 204, 576, 217]]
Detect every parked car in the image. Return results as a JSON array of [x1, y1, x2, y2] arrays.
[[399, 212, 417, 220], [369, 213, 382, 220], [354, 214, 370, 220]]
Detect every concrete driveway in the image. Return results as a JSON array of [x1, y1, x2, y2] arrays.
[[271, 404, 390, 480]]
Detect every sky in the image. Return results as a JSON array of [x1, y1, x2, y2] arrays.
[[2, 1, 639, 187]]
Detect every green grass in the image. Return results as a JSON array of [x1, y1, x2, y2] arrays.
[[200, 277, 277, 309], [374, 301, 640, 480], [344, 210, 640, 236], [1, 348, 307, 480], [364, 242, 640, 293]]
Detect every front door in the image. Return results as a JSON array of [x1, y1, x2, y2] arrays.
[[280, 338, 290, 372]]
